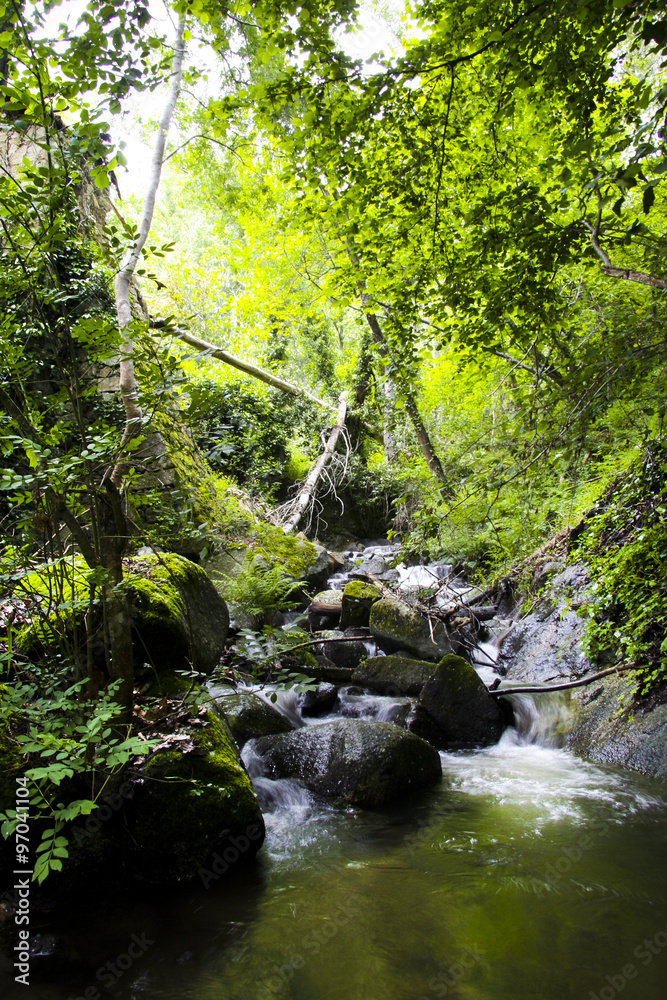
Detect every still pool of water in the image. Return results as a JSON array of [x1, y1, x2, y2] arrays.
[[1, 720, 666, 1000]]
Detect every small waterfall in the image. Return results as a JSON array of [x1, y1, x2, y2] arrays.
[[336, 687, 411, 724], [253, 685, 305, 728], [502, 690, 576, 748]]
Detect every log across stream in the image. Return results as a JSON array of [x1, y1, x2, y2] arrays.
[[1, 544, 666, 1000]]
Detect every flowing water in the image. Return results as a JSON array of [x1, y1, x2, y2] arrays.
[[2, 545, 667, 1000]]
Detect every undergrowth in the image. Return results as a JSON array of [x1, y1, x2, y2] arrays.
[[573, 442, 667, 696]]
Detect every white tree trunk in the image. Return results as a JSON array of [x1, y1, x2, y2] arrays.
[[110, 14, 186, 488], [282, 392, 348, 535]]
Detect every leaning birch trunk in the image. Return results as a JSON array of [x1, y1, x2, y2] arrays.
[[169, 328, 383, 441], [110, 14, 186, 488], [282, 392, 348, 535], [173, 328, 338, 414], [363, 309, 447, 486]]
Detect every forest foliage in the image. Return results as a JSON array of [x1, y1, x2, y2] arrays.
[[1, 0, 667, 880]]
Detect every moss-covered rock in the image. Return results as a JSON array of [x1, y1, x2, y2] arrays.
[[351, 655, 436, 696], [129, 711, 264, 881], [411, 654, 505, 750], [369, 597, 452, 661], [310, 589, 344, 612], [17, 553, 229, 676], [211, 690, 294, 748], [126, 553, 229, 674], [204, 525, 331, 606], [251, 719, 442, 806], [340, 581, 380, 630]]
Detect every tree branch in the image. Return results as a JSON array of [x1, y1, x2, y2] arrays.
[[110, 14, 186, 489]]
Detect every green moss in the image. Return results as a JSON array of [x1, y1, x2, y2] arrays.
[[141, 671, 197, 697], [370, 598, 423, 641], [436, 654, 481, 695], [343, 581, 379, 601], [16, 552, 210, 673], [253, 521, 317, 577], [153, 408, 220, 523], [15, 558, 91, 660], [134, 711, 263, 877], [341, 581, 380, 630]]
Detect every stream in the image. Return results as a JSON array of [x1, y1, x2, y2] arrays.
[[1, 544, 667, 1000]]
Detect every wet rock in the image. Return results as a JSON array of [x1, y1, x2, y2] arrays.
[[567, 675, 667, 779], [351, 655, 436, 696], [500, 563, 594, 684], [317, 629, 369, 669], [340, 581, 381, 630], [250, 719, 442, 807], [412, 654, 505, 749], [300, 682, 338, 717], [310, 589, 344, 613], [369, 597, 452, 661], [211, 690, 294, 747], [301, 540, 332, 591], [351, 554, 387, 577], [130, 712, 265, 881], [308, 589, 344, 630]]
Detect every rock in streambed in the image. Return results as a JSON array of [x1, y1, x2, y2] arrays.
[[409, 653, 506, 749], [248, 719, 442, 807], [351, 654, 436, 696], [211, 689, 295, 748]]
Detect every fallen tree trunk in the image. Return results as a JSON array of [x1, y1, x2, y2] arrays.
[[491, 663, 634, 696], [169, 328, 382, 442], [282, 392, 348, 535], [173, 328, 337, 412]]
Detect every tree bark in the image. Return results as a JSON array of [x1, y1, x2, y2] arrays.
[[173, 327, 338, 413], [601, 265, 667, 290], [169, 326, 383, 441], [110, 14, 186, 488], [282, 392, 348, 534], [363, 309, 447, 485]]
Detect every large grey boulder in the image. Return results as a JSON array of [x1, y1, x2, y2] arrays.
[[210, 690, 294, 748], [317, 629, 369, 669], [369, 597, 452, 661], [351, 655, 436, 696], [412, 654, 505, 749], [250, 719, 442, 807]]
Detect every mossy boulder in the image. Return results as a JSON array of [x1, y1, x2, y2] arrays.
[[369, 597, 452, 661], [205, 526, 330, 600], [211, 690, 294, 748], [129, 712, 264, 881], [311, 589, 344, 610], [351, 655, 436, 696], [17, 553, 229, 676], [340, 581, 380, 630], [250, 719, 442, 807], [411, 654, 505, 750], [126, 553, 229, 674]]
